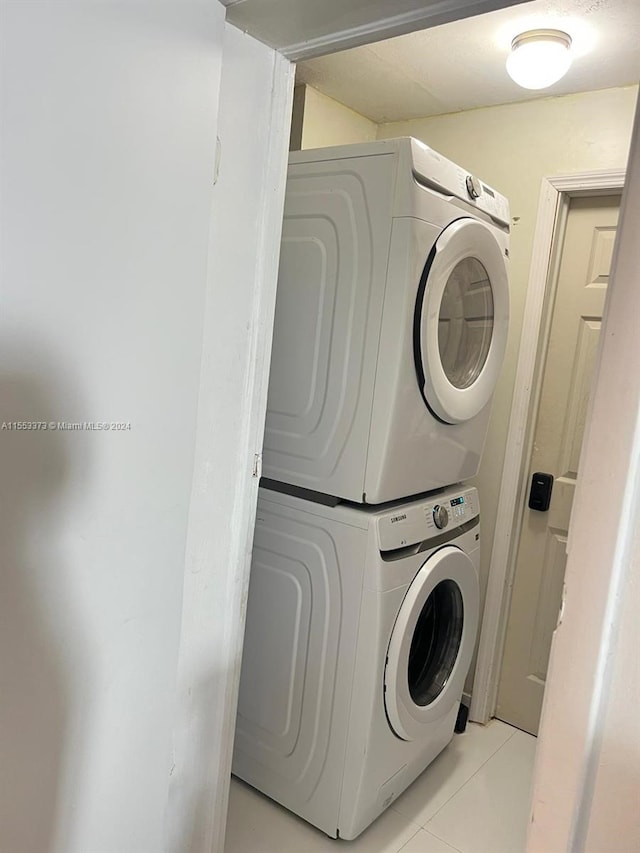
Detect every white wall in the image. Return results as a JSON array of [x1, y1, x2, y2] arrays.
[[297, 84, 378, 149], [378, 86, 638, 660], [584, 531, 640, 851], [0, 4, 224, 851], [528, 98, 640, 853]]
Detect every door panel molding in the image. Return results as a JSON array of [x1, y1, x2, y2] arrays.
[[469, 169, 625, 725], [562, 317, 602, 476]]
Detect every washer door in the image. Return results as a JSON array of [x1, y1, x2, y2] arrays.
[[384, 546, 479, 741], [414, 218, 509, 424]]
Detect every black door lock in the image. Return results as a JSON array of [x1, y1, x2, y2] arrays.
[[528, 472, 553, 512]]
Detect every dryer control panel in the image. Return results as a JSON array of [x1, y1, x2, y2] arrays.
[[409, 138, 510, 227], [376, 486, 478, 552]]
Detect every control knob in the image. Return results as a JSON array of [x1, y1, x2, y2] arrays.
[[433, 504, 449, 530], [466, 174, 482, 200]]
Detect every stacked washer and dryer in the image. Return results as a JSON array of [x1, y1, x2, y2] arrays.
[[233, 138, 510, 840]]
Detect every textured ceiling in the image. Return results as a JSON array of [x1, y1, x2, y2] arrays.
[[223, 0, 530, 60], [296, 0, 640, 122]]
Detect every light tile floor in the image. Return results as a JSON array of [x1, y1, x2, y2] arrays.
[[225, 720, 537, 853]]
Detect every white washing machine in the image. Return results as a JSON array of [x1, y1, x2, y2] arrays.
[[264, 137, 509, 504], [233, 484, 480, 840]]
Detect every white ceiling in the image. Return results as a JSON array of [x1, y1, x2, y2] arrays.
[[296, 0, 640, 123], [223, 0, 530, 61]]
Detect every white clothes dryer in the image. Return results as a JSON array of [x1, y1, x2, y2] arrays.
[[263, 137, 509, 503], [233, 484, 480, 840]]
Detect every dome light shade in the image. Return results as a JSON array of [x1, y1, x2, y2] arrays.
[[506, 29, 572, 90]]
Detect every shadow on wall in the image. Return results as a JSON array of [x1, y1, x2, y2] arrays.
[[0, 349, 91, 852]]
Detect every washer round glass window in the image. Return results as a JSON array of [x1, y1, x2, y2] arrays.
[[438, 257, 494, 389], [408, 579, 464, 707]]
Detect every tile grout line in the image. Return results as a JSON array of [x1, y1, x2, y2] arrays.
[[424, 728, 538, 853], [419, 823, 465, 852], [419, 725, 519, 827], [394, 824, 465, 853], [393, 825, 424, 853]]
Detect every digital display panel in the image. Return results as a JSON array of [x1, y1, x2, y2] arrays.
[[482, 184, 495, 198], [450, 496, 465, 506]]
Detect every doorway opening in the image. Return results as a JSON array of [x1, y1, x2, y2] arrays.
[[494, 191, 622, 734], [215, 4, 636, 851]]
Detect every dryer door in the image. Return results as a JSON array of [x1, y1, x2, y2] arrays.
[[414, 218, 509, 424], [384, 545, 479, 741]]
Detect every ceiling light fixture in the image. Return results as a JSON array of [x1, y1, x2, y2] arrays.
[[506, 29, 573, 90]]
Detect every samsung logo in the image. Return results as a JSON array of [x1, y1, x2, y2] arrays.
[[390, 513, 407, 524]]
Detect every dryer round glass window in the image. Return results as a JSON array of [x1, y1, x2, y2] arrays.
[[414, 218, 509, 424], [438, 258, 494, 390], [408, 579, 464, 706]]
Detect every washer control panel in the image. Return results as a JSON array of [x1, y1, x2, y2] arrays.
[[376, 486, 478, 552]]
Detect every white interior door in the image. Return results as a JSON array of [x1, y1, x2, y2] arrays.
[[496, 194, 621, 735]]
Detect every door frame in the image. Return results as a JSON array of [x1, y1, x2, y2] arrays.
[[169, 26, 295, 853], [469, 168, 626, 724]]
